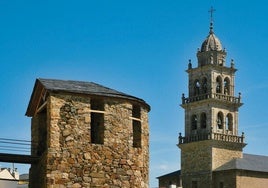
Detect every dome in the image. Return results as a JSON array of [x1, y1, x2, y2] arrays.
[[201, 31, 223, 52], [200, 21, 223, 52]]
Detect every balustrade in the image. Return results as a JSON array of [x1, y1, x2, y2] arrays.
[[181, 92, 241, 104], [178, 132, 245, 144]]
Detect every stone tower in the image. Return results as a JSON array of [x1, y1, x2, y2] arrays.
[[178, 14, 246, 188], [26, 78, 150, 188]]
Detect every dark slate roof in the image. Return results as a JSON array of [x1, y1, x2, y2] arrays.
[[39, 78, 146, 101], [26, 78, 150, 116], [215, 153, 268, 173], [157, 170, 181, 179]]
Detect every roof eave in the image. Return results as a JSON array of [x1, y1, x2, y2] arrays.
[[25, 78, 151, 117]]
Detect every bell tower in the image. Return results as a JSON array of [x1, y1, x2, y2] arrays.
[[178, 8, 246, 188]]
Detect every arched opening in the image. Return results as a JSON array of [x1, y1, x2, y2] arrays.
[[194, 80, 200, 95], [200, 113, 207, 129], [191, 115, 197, 130], [224, 77, 230, 95], [202, 77, 208, 94], [216, 76, 222, 93], [217, 112, 224, 129], [226, 113, 233, 131]]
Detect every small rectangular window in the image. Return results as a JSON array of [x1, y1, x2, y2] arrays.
[[91, 98, 104, 111], [219, 182, 224, 188], [132, 104, 141, 118], [90, 99, 104, 144]]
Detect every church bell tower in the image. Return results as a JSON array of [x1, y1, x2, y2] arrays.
[[178, 9, 246, 188]]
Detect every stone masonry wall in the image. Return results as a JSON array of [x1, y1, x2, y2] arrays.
[[213, 170, 268, 188], [31, 93, 149, 188], [180, 141, 212, 174], [236, 171, 268, 188], [212, 170, 236, 188], [212, 144, 243, 170], [180, 141, 213, 188], [180, 140, 243, 188]]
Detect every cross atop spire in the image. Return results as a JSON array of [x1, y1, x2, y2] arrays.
[[208, 6, 216, 33]]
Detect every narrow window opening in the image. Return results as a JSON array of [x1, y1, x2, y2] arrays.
[[194, 80, 200, 95], [226, 113, 233, 131], [133, 120, 141, 148], [132, 104, 141, 118], [36, 110, 47, 156], [201, 113, 207, 129], [90, 99, 104, 144], [91, 98, 104, 111], [132, 105, 141, 148], [219, 182, 224, 188], [202, 78, 208, 94], [191, 115, 197, 130], [216, 76, 222, 93], [217, 112, 223, 129], [224, 77, 230, 95]]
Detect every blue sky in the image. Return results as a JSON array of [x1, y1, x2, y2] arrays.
[[0, 1, 268, 187]]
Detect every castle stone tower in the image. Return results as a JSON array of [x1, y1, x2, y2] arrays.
[[26, 78, 150, 188], [178, 13, 246, 188]]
